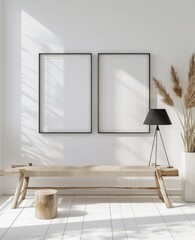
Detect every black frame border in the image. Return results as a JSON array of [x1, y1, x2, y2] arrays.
[[39, 53, 92, 134], [98, 52, 150, 134]]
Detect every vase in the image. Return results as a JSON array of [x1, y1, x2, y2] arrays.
[[182, 152, 195, 202]]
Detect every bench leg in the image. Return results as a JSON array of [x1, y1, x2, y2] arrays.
[[21, 177, 29, 200], [20, 163, 32, 200], [11, 170, 25, 209], [155, 169, 173, 208], [155, 174, 164, 201]]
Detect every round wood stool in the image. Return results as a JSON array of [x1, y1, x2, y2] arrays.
[[35, 189, 58, 219]]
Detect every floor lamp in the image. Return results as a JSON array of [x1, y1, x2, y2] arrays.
[[143, 109, 172, 167]]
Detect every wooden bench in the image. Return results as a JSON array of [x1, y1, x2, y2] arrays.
[[3, 165, 179, 209]]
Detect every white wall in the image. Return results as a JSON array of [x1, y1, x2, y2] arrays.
[[2, 0, 195, 194], [0, 0, 3, 195]]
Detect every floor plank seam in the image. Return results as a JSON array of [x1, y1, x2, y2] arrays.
[[15, 204, 36, 240], [118, 195, 129, 240], [108, 195, 114, 240], [128, 196, 143, 240], [151, 196, 175, 240], [0, 197, 13, 217], [2, 195, 195, 239], [60, 195, 74, 240], [180, 206, 195, 228], [42, 218, 52, 240], [80, 195, 88, 240], [0, 197, 33, 240]]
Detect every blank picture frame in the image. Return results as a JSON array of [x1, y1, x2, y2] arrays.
[[39, 53, 92, 133], [98, 53, 150, 133]]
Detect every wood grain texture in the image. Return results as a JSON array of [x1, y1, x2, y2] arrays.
[[155, 169, 173, 208], [21, 177, 30, 200], [3, 165, 179, 177], [11, 170, 25, 209], [35, 189, 58, 219], [4, 165, 179, 209]]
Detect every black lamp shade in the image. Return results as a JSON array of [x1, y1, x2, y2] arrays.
[[143, 109, 172, 125]]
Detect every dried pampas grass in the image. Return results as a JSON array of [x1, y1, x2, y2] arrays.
[[153, 53, 195, 152], [185, 54, 195, 109], [188, 53, 195, 80], [171, 66, 183, 98], [185, 76, 195, 109], [153, 78, 174, 106]]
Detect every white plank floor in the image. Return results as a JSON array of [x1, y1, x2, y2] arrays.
[[0, 195, 195, 240]]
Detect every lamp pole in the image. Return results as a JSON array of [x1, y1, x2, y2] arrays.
[[148, 125, 171, 168]]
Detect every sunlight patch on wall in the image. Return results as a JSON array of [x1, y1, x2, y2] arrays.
[[114, 69, 148, 130], [113, 69, 150, 164], [42, 56, 66, 124], [21, 11, 64, 164]]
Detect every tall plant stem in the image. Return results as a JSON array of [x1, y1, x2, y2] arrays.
[[173, 105, 184, 128]]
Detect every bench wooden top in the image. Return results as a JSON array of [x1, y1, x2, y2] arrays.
[[3, 165, 179, 177]]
